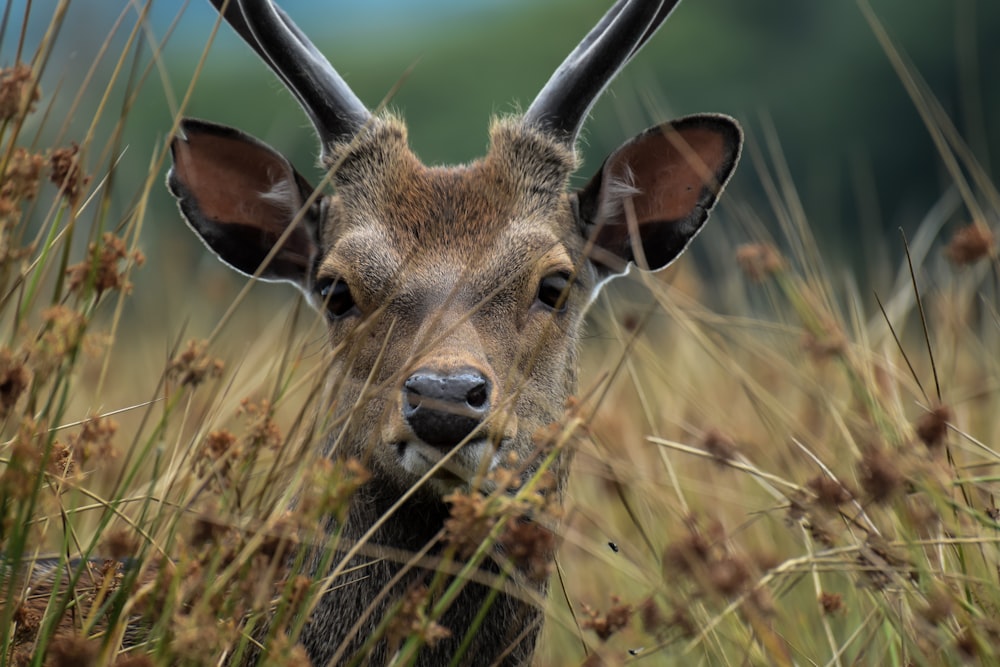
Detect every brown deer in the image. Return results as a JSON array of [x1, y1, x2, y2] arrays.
[[165, 0, 740, 663]]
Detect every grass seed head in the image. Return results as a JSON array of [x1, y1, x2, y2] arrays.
[[296, 457, 369, 525], [166, 339, 224, 387], [858, 445, 903, 503], [499, 518, 556, 582], [195, 429, 240, 489], [638, 596, 664, 634], [800, 318, 847, 362], [916, 404, 952, 449], [0, 148, 45, 246], [65, 232, 144, 298], [736, 243, 785, 282], [443, 489, 496, 559], [386, 584, 452, 652], [662, 517, 722, 573], [0, 347, 30, 417], [818, 591, 844, 615], [28, 306, 87, 384], [581, 596, 633, 641], [1, 417, 44, 502], [707, 556, 750, 597], [0, 64, 38, 121], [45, 636, 100, 666], [101, 528, 139, 561], [238, 398, 282, 451], [263, 632, 313, 666], [111, 657, 155, 667], [702, 428, 737, 464], [11, 601, 40, 645], [48, 143, 91, 206], [67, 414, 118, 466], [920, 585, 954, 625], [945, 223, 994, 266], [806, 475, 854, 509]]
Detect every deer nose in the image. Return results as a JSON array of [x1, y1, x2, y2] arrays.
[[402, 368, 491, 449]]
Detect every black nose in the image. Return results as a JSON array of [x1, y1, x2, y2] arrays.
[[402, 368, 490, 449]]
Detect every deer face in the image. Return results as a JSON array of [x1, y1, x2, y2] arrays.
[[167, 0, 742, 499]]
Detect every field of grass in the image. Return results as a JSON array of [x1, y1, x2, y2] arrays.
[[1, 1, 999, 666]]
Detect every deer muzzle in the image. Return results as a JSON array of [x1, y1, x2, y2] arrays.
[[402, 368, 491, 449]]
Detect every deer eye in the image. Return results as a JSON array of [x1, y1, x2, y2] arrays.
[[316, 276, 357, 319], [536, 272, 571, 312]]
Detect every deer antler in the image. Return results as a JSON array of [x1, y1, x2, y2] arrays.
[[208, 0, 371, 146], [523, 0, 681, 142]]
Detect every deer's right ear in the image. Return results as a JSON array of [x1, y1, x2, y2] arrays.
[[168, 118, 321, 289], [576, 114, 742, 279]]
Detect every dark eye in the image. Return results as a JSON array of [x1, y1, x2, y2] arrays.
[[316, 276, 357, 319], [536, 272, 571, 311]]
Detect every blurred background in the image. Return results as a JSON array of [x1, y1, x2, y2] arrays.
[[3, 0, 998, 333]]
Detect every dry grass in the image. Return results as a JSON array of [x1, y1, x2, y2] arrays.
[[1, 1, 999, 666]]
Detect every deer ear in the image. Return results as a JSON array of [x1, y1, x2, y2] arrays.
[[167, 118, 321, 289], [577, 114, 742, 277]]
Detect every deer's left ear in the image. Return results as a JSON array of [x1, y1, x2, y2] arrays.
[[576, 114, 742, 276]]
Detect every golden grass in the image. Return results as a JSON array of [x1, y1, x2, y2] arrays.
[[1, 1, 999, 666]]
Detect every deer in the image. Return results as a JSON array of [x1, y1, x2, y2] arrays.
[[4, 0, 741, 664], [164, 0, 742, 663]]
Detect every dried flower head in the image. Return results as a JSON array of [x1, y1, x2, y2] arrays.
[[191, 513, 232, 549], [818, 591, 843, 615], [49, 143, 91, 206], [858, 445, 902, 504], [662, 518, 723, 574], [702, 428, 736, 464], [66, 413, 118, 465], [0, 347, 30, 417], [806, 475, 853, 509], [297, 457, 369, 525], [916, 404, 951, 449], [263, 632, 313, 667], [167, 339, 224, 387], [0, 148, 45, 238], [499, 518, 556, 582], [65, 232, 144, 297], [169, 609, 224, 662], [945, 223, 994, 266], [1, 418, 44, 502], [112, 656, 155, 667], [102, 528, 139, 561], [921, 585, 954, 626], [736, 243, 785, 282], [46, 636, 100, 667], [706, 556, 750, 597], [638, 596, 664, 635], [386, 585, 452, 652], [857, 536, 915, 590], [0, 64, 39, 121], [956, 627, 980, 660], [28, 305, 88, 384], [801, 317, 847, 362], [581, 597, 633, 641], [11, 600, 41, 645], [238, 397, 282, 451], [444, 489, 496, 559]]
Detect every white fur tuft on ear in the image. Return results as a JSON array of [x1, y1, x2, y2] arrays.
[[257, 175, 298, 217], [595, 165, 642, 226]]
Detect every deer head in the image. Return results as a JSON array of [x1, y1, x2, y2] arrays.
[[167, 1, 740, 660], [169, 0, 741, 502]]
